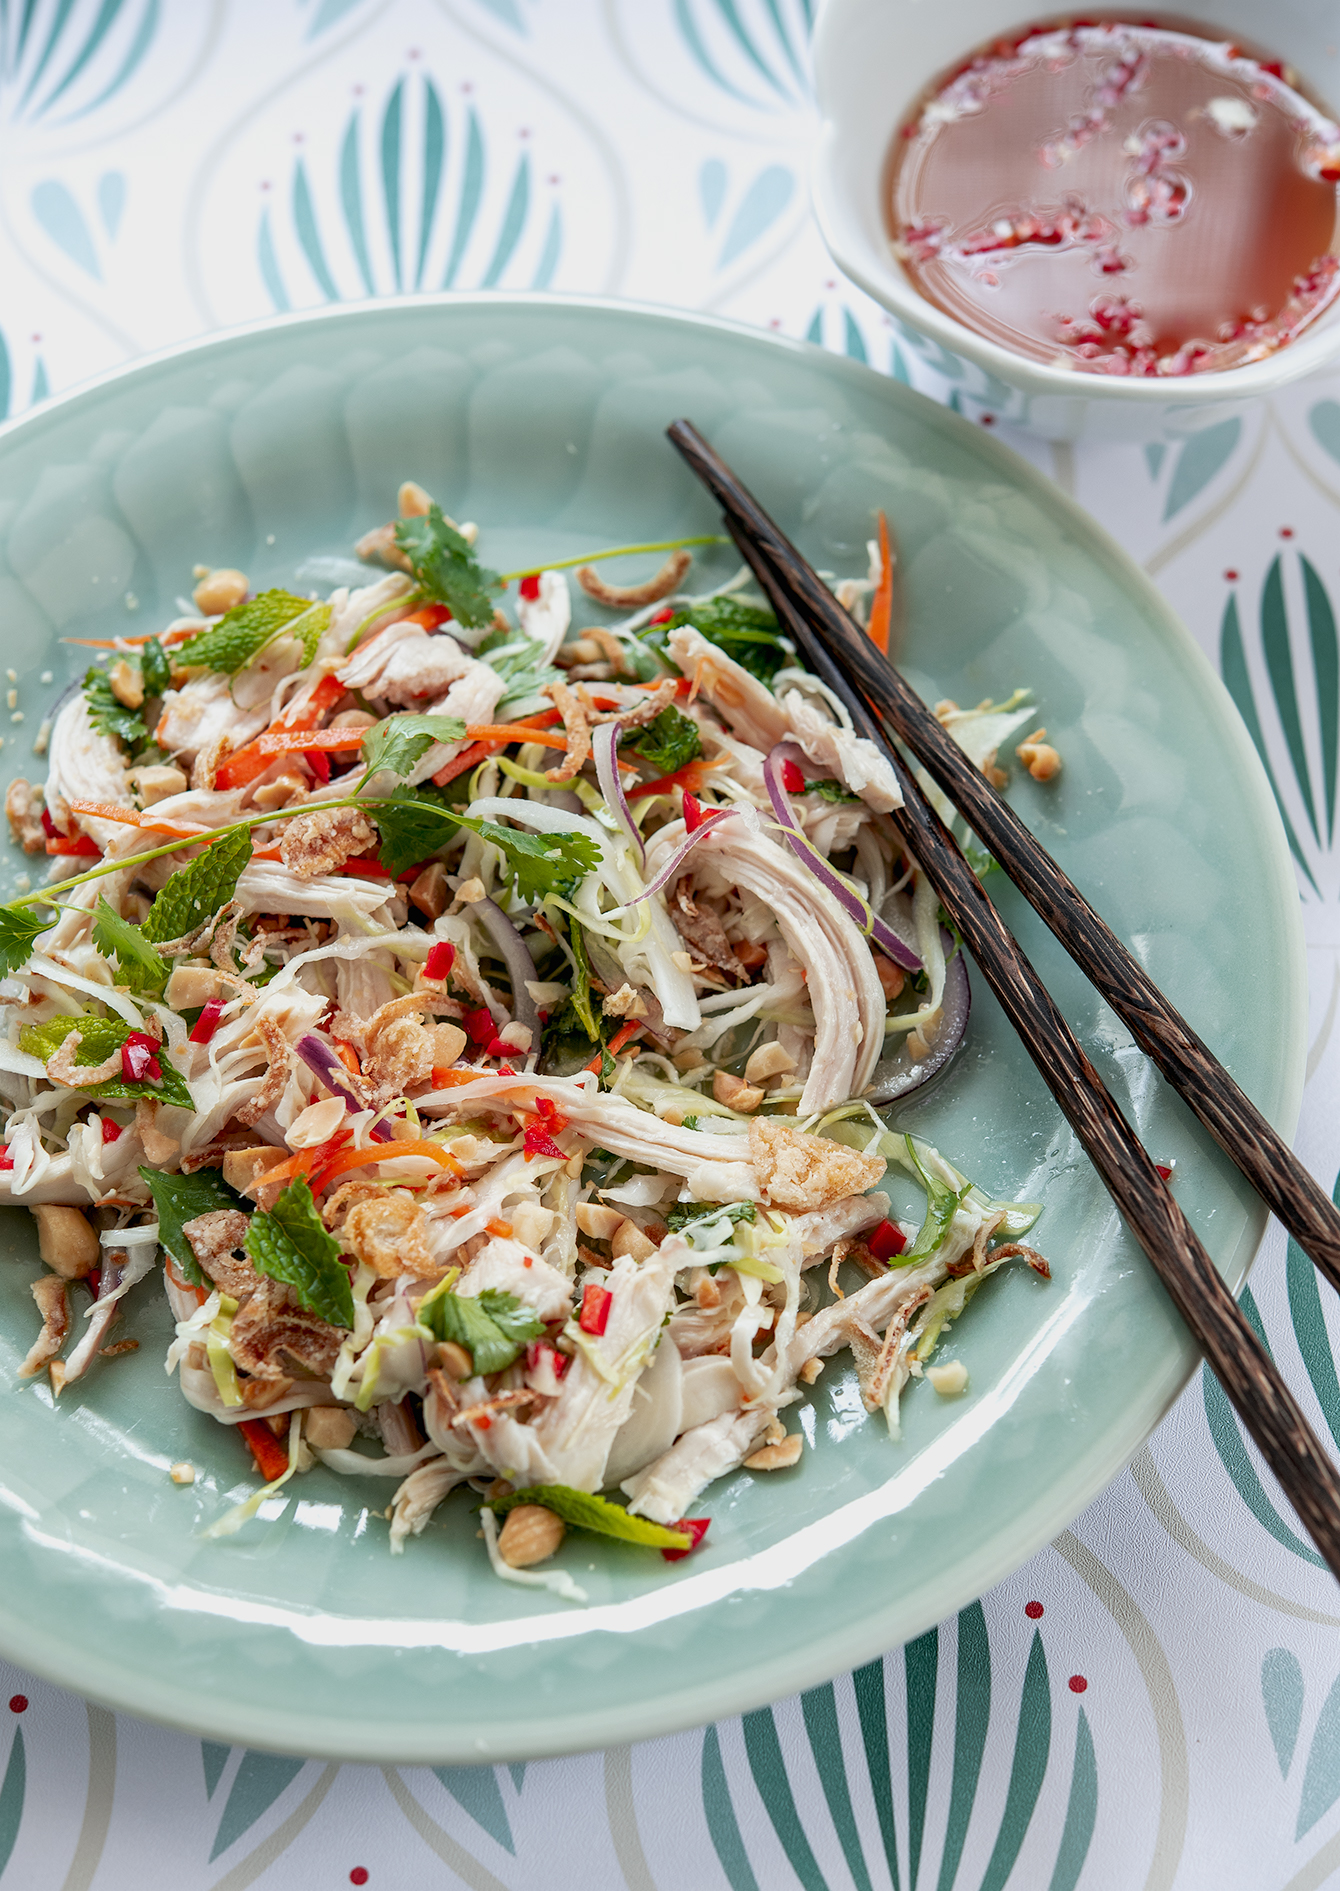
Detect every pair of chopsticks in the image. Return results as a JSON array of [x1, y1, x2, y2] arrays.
[[667, 418, 1340, 1583]]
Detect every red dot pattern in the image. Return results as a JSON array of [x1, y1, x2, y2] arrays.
[[8, 1697, 26, 1714], [1024, 1600, 1044, 1619], [350, 1871, 368, 1887], [1224, 568, 1239, 581], [1069, 1674, 1088, 1694], [1281, 526, 1295, 538]]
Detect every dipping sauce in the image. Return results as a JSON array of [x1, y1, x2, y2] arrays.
[[887, 19, 1340, 376]]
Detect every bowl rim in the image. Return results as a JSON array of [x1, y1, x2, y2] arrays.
[[809, 0, 1340, 406], [0, 290, 1308, 1761]]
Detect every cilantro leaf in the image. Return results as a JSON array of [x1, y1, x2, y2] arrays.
[[139, 637, 171, 699], [452, 814, 601, 903], [809, 777, 859, 804], [19, 1014, 193, 1107], [246, 1177, 353, 1327], [476, 626, 564, 720], [142, 828, 253, 944], [0, 904, 55, 976], [619, 706, 701, 778], [666, 1199, 756, 1233], [420, 1285, 544, 1375], [82, 667, 145, 748], [394, 505, 502, 630], [539, 995, 602, 1071], [140, 1166, 246, 1287], [567, 918, 601, 1042], [92, 898, 168, 993], [488, 1484, 694, 1552], [370, 786, 458, 878], [651, 598, 787, 685], [360, 713, 468, 784], [174, 591, 322, 675]]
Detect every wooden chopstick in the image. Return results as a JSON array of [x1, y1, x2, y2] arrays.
[[669, 420, 1340, 1299], [667, 421, 1340, 1581]]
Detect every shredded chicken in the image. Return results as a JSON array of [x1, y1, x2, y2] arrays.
[[19, 1274, 69, 1379]]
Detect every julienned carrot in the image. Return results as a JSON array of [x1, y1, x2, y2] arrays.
[[307, 1139, 463, 1197], [258, 728, 365, 754], [214, 675, 351, 790], [433, 741, 493, 788], [627, 756, 718, 800], [67, 802, 141, 826], [238, 1417, 290, 1483], [586, 1022, 643, 1071], [430, 1067, 489, 1087], [867, 510, 893, 656], [464, 723, 571, 750]]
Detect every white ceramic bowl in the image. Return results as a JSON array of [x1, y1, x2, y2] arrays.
[[812, 0, 1340, 441]]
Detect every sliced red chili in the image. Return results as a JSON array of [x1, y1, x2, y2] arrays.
[[579, 1282, 612, 1336], [682, 791, 704, 834], [661, 1516, 710, 1562], [868, 1219, 907, 1263], [648, 606, 676, 625], [121, 1033, 162, 1083], [518, 573, 542, 600], [188, 999, 224, 1045], [464, 1007, 495, 1045], [424, 940, 456, 982], [100, 1119, 122, 1144], [524, 1125, 567, 1162], [0, 1147, 12, 1171], [238, 1417, 290, 1483], [780, 758, 806, 794], [305, 747, 331, 785]]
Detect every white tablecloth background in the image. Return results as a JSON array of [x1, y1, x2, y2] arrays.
[[3, 4, 1340, 1886]]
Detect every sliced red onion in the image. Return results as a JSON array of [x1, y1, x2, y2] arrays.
[[867, 948, 971, 1104], [296, 1033, 393, 1142], [592, 720, 645, 867], [473, 897, 541, 1040], [636, 808, 738, 902], [763, 744, 921, 971]]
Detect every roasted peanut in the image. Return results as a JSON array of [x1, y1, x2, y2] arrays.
[[304, 1406, 358, 1450], [575, 1202, 624, 1241], [31, 1204, 99, 1279], [611, 1218, 656, 1262], [192, 568, 249, 616], [712, 1069, 765, 1113], [744, 1041, 796, 1084], [744, 1433, 803, 1471], [108, 660, 144, 710], [497, 1503, 566, 1568]]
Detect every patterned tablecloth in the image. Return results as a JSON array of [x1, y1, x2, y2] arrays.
[[4, 4, 1340, 1886]]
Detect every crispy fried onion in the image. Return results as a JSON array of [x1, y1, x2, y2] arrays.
[[849, 1286, 933, 1412], [576, 548, 691, 608], [136, 1098, 179, 1164], [19, 1275, 69, 1380], [236, 1015, 293, 1127], [542, 678, 593, 783], [230, 1277, 346, 1392], [453, 1387, 537, 1430], [45, 1031, 124, 1088], [333, 991, 464, 1104]]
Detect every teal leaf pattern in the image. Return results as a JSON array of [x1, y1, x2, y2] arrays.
[[842, 308, 867, 362], [260, 73, 560, 310], [672, 0, 812, 108], [1263, 1650, 1305, 1779], [936, 1603, 991, 1891], [977, 1628, 1051, 1891], [1218, 589, 1320, 897], [209, 1751, 305, 1860], [1261, 556, 1320, 845], [702, 1725, 759, 1891], [96, 168, 125, 237], [1298, 1671, 1340, 1837], [741, 1706, 826, 1891], [700, 156, 727, 228], [1301, 555, 1338, 845], [852, 1659, 900, 1891], [0, 323, 10, 422], [0, 0, 160, 122], [904, 1625, 937, 1888], [1161, 419, 1241, 521], [0, 1727, 24, 1879], [715, 163, 794, 270], [800, 1682, 873, 1891], [1309, 398, 1340, 466], [432, 1765, 515, 1854], [31, 178, 100, 276], [201, 1740, 229, 1800], [1047, 1709, 1097, 1891]]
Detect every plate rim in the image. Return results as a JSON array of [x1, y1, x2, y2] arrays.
[[0, 292, 1308, 1760]]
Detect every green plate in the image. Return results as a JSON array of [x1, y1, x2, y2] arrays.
[[0, 297, 1303, 1763]]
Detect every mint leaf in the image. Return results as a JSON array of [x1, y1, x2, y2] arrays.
[[488, 1484, 694, 1551], [394, 505, 501, 630], [246, 1177, 352, 1327], [175, 591, 321, 675], [567, 918, 601, 1042], [0, 905, 55, 976], [619, 706, 701, 777], [140, 1166, 246, 1287], [142, 828, 253, 944], [651, 598, 786, 685], [82, 667, 144, 748], [92, 898, 168, 993], [420, 1285, 543, 1375], [140, 637, 171, 699], [666, 1199, 756, 1233], [19, 1013, 193, 1107], [360, 713, 467, 784]]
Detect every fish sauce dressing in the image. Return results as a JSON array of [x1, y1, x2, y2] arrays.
[[887, 20, 1340, 376]]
